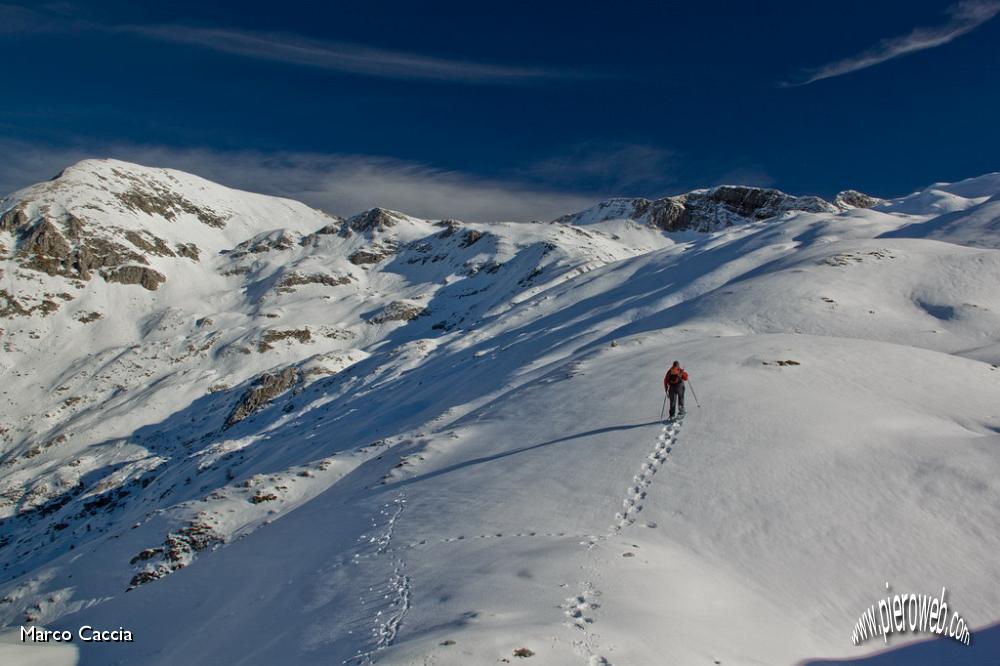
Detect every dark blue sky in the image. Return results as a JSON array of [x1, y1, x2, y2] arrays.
[[1, 1, 998, 220]]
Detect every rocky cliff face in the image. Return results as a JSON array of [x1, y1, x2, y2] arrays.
[[834, 189, 886, 209], [1, 206, 153, 284], [555, 184, 881, 230]]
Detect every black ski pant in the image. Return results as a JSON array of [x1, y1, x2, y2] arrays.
[[668, 383, 685, 418]]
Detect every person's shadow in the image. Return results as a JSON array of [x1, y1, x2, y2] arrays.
[[381, 421, 663, 491]]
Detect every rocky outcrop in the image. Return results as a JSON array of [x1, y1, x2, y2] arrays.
[[65, 215, 84, 240], [557, 185, 839, 232], [631, 198, 688, 231], [348, 242, 396, 265], [298, 218, 345, 247], [128, 521, 225, 590], [435, 219, 462, 238], [347, 207, 404, 233], [112, 169, 229, 228], [225, 367, 299, 428], [227, 231, 298, 258], [257, 328, 312, 352], [100, 265, 166, 291], [367, 300, 427, 324], [0, 206, 29, 232], [11, 212, 160, 284], [647, 187, 835, 231], [175, 243, 201, 261], [22, 219, 71, 262], [834, 190, 885, 209], [0, 289, 28, 317], [124, 230, 176, 257], [275, 272, 352, 292], [459, 230, 485, 247]]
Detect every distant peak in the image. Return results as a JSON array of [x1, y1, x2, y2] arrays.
[[347, 207, 407, 233], [834, 189, 885, 209], [556, 184, 836, 231], [55, 158, 156, 181]]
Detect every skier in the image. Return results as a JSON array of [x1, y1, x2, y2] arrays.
[[663, 361, 688, 420]]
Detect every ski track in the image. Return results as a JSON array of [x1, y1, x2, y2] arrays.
[[562, 417, 682, 666]]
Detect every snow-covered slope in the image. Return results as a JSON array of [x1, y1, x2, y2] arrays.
[[1, 162, 999, 665]]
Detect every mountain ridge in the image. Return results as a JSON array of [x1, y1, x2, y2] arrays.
[[2, 159, 999, 665]]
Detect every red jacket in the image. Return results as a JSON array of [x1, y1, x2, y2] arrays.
[[664, 367, 688, 392]]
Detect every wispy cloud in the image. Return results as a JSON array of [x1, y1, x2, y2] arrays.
[[0, 141, 790, 220], [0, 141, 600, 222], [786, 0, 1000, 86], [711, 165, 776, 189], [523, 143, 680, 196], [0, 3, 580, 84], [122, 25, 574, 83]]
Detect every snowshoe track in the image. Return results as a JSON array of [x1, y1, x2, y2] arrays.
[[567, 417, 682, 665], [348, 493, 411, 665], [349, 419, 682, 664], [612, 419, 678, 533]]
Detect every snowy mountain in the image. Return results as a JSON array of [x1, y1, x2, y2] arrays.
[[1, 159, 999, 665], [552, 184, 873, 231]]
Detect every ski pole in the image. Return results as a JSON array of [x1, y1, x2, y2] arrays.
[[660, 394, 668, 421], [687, 380, 701, 408]]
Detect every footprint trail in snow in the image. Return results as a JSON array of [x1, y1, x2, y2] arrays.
[[347, 493, 411, 665], [345, 419, 681, 664], [564, 417, 682, 666]]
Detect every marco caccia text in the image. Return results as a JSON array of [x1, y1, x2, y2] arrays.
[[21, 625, 134, 642]]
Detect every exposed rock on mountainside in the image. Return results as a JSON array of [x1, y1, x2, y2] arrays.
[[128, 521, 225, 589], [834, 189, 885, 209], [12, 212, 151, 281], [175, 242, 201, 260], [349, 243, 396, 265], [0, 289, 28, 317], [299, 219, 345, 247], [0, 206, 29, 232], [367, 300, 428, 324], [123, 230, 175, 257], [347, 207, 404, 233], [110, 168, 229, 228], [459, 229, 484, 247], [557, 185, 839, 230], [258, 328, 313, 352], [275, 271, 353, 292], [100, 265, 167, 290], [228, 231, 300, 257], [225, 367, 300, 427], [435, 219, 463, 237]]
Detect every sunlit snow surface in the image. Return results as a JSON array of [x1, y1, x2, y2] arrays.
[[1, 161, 998, 664]]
